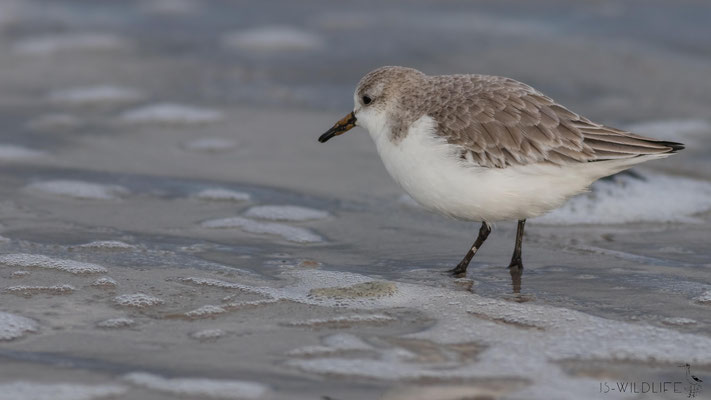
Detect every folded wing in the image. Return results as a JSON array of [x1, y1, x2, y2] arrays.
[[428, 74, 683, 169]]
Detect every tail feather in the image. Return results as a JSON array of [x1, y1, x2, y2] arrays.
[[578, 123, 685, 161], [654, 140, 685, 152]]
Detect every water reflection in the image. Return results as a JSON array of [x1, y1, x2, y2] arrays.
[[510, 266, 523, 294]]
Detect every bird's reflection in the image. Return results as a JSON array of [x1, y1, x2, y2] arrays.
[[510, 266, 523, 294]]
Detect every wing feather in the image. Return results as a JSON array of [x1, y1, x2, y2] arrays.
[[428, 74, 683, 168]]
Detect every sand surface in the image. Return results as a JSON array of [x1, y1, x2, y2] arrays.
[[1, 1, 710, 399]]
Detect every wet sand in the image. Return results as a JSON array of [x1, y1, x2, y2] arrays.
[[1, 1, 710, 399]]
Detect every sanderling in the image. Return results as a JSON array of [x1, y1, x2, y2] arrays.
[[318, 66, 683, 278]]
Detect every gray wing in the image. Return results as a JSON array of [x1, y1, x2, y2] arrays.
[[428, 75, 683, 168]]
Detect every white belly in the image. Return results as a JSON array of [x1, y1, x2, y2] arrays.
[[369, 115, 600, 222]]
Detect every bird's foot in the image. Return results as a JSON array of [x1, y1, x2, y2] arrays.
[[508, 257, 523, 271], [448, 262, 469, 277]]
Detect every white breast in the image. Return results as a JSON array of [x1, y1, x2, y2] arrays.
[[368, 115, 603, 222]]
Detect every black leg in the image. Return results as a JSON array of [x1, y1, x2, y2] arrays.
[[508, 219, 526, 293], [449, 222, 491, 276], [509, 219, 526, 269]]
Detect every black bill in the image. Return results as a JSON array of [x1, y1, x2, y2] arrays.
[[318, 112, 357, 143]]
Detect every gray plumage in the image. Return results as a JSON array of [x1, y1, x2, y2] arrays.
[[356, 66, 683, 169]]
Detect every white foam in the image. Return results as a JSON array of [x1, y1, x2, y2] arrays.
[[184, 305, 226, 319], [180, 279, 278, 306], [694, 290, 711, 304], [14, 33, 128, 55], [180, 277, 257, 291], [287, 334, 374, 358], [183, 272, 379, 308], [183, 138, 237, 153], [194, 188, 250, 202], [27, 180, 129, 200], [119, 103, 223, 125], [97, 317, 135, 329], [201, 216, 323, 243], [0, 144, 44, 161], [222, 26, 323, 52], [187, 270, 711, 399], [284, 314, 395, 327], [91, 277, 118, 288], [188, 268, 711, 400], [661, 317, 697, 326], [79, 240, 137, 250], [123, 372, 269, 399], [536, 172, 711, 224], [4, 284, 75, 296], [322, 333, 373, 350], [575, 274, 597, 280], [0, 382, 127, 400], [285, 345, 337, 357], [190, 329, 225, 341], [626, 119, 710, 145], [0, 312, 38, 341], [10, 270, 30, 278], [223, 299, 279, 309], [114, 293, 164, 308], [48, 86, 143, 106], [243, 205, 329, 221], [27, 113, 82, 131], [0, 254, 107, 274]]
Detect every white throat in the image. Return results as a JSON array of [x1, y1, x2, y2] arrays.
[[356, 108, 391, 143]]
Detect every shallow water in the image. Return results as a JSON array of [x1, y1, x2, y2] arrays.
[[1, 1, 710, 399]]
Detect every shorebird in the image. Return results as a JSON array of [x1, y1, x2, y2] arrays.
[[680, 363, 703, 397], [318, 66, 683, 278]]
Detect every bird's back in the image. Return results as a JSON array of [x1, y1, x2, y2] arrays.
[[417, 73, 683, 169]]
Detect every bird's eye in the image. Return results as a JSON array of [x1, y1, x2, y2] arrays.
[[362, 95, 372, 105]]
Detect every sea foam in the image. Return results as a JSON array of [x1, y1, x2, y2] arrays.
[[0, 382, 127, 400], [222, 26, 323, 51], [48, 86, 143, 106], [27, 180, 129, 200], [97, 318, 135, 329], [536, 172, 711, 224], [0, 254, 107, 274], [119, 103, 223, 125], [190, 329, 226, 341], [243, 205, 330, 222], [78, 241, 137, 251], [201, 216, 323, 243], [194, 188, 250, 202], [4, 284, 75, 297], [177, 268, 711, 400], [14, 33, 128, 55], [0, 312, 38, 341], [0, 144, 44, 161], [123, 372, 268, 399], [114, 293, 164, 308]]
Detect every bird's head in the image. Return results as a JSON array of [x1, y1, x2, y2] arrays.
[[318, 66, 425, 143]]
